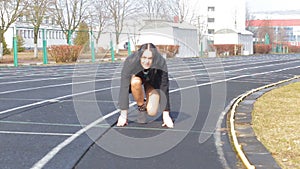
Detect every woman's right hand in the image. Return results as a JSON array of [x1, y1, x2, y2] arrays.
[[117, 110, 128, 127]]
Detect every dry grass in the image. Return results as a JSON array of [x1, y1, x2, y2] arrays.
[[0, 51, 53, 64], [252, 82, 300, 169], [0, 50, 126, 64]]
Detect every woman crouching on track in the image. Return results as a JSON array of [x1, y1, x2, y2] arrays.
[[117, 43, 174, 128]]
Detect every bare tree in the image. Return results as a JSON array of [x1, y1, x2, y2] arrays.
[[141, 0, 167, 20], [0, 0, 29, 58], [245, 2, 256, 31], [52, 0, 88, 44], [104, 0, 137, 53], [26, 0, 51, 58], [256, 20, 274, 43], [166, 0, 196, 23], [87, 0, 110, 51], [125, 21, 142, 49], [276, 26, 287, 44]]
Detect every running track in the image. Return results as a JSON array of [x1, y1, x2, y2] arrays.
[[0, 54, 299, 169]]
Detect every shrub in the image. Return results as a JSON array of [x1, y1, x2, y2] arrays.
[[136, 44, 179, 58], [254, 44, 272, 54], [2, 39, 11, 55], [288, 45, 300, 53], [74, 22, 89, 47], [17, 36, 25, 52], [212, 44, 242, 56], [156, 45, 179, 58], [48, 45, 82, 63]]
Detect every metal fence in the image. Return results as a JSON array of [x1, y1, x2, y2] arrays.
[[6, 26, 134, 66]]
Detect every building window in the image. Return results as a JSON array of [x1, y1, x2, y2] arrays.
[[27, 30, 30, 39], [208, 7, 215, 12], [207, 18, 215, 23], [44, 17, 49, 24], [25, 15, 30, 22], [18, 16, 23, 22], [52, 18, 56, 25], [24, 30, 27, 38], [208, 29, 215, 34]]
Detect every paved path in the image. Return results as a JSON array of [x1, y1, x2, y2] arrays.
[[0, 54, 299, 169]]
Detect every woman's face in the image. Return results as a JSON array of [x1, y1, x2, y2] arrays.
[[140, 49, 153, 69]]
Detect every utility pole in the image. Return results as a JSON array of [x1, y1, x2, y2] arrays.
[[197, 15, 207, 57]]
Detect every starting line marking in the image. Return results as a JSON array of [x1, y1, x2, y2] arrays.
[[0, 130, 73, 136]]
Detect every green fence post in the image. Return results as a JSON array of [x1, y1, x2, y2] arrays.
[[68, 30, 71, 45], [110, 33, 115, 62], [13, 26, 18, 67], [264, 33, 270, 44], [42, 29, 48, 64], [90, 30, 95, 63], [127, 34, 131, 55]]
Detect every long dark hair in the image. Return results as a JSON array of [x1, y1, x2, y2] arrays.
[[137, 43, 159, 58], [137, 43, 166, 71]]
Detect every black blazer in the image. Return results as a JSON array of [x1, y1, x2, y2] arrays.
[[118, 51, 170, 111]]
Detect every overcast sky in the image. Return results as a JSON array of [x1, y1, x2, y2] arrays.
[[246, 0, 300, 12]]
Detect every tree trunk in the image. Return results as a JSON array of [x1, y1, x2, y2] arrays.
[[0, 30, 3, 59], [34, 44, 38, 58], [0, 43, 3, 59], [34, 27, 39, 58], [115, 33, 119, 54]]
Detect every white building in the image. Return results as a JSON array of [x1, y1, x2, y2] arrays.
[[138, 20, 199, 57], [4, 12, 67, 50], [214, 29, 253, 55], [188, 0, 252, 54], [189, 0, 246, 29], [3, 0, 252, 57], [95, 19, 199, 58], [5, 24, 67, 50]]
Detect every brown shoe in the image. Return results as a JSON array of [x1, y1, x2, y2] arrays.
[[137, 103, 147, 124]]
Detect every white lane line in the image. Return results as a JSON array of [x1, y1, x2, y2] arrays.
[[1, 57, 297, 95], [172, 64, 300, 92], [0, 71, 113, 85], [0, 86, 120, 115], [0, 131, 73, 136], [30, 108, 124, 169], [0, 66, 114, 82], [169, 57, 297, 74], [174, 58, 300, 80], [113, 126, 214, 134], [0, 98, 117, 104], [0, 77, 118, 95], [31, 64, 300, 169], [2, 59, 296, 115], [0, 56, 289, 85], [0, 120, 111, 128]]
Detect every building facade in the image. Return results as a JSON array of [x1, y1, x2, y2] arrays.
[[247, 18, 300, 46], [189, 0, 250, 54]]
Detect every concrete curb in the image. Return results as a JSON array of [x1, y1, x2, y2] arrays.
[[229, 75, 300, 169]]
